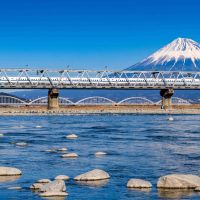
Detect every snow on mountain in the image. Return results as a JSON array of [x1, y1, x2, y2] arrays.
[[127, 38, 200, 71]]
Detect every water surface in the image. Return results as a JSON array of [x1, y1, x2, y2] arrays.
[[0, 114, 200, 200]]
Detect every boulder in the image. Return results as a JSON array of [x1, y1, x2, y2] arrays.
[[157, 174, 200, 189], [8, 186, 22, 190], [45, 149, 56, 153], [57, 148, 67, 152], [39, 180, 66, 193], [0, 133, 4, 137], [39, 191, 68, 197], [74, 169, 110, 181], [37, 179, 51, 183], [30, 183, 44, 190], [15, 142, 27, 147], [35, 125, 42, 128], [95, 152, 107, 156], [127, 179, 152, 188], [66, 134, 78, 139], [195, 186, 200, 191], [55, 175, 70, 181], [0, 167, 22, 176], [167, 117, 174, 121], [61, 153, 78, 158]]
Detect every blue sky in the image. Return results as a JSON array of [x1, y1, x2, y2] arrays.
[[0, 0, 199, 69]]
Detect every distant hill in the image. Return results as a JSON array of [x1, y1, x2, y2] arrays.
[[127, 38, 200, 71]]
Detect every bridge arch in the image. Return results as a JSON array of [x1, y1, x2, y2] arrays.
[[76, 96, 116, 105], [59, 97, 74, 105], [118, 97, 154, 105], [156, 97, 191, 105], [29, 96, 48, 105], [0, 95, 27, 105], [29, 96, 75, 106]]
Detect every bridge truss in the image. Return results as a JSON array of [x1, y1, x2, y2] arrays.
[[0, 69, 200, 89]]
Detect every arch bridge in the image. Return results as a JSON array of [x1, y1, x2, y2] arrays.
[[0, 95, 194, 107]]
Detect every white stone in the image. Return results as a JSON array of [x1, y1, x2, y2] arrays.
[[95, 152, 107, 156], [157, 174, 200, 189], [35, 125, 42, 128], [61, 153, 78, 158], [168, 117, 174, 121], [30, 183, 44, 190], [66, 134, 78, 139], [39, 192, 68, 197], [37, 179, 51, 183], [74, 169, 110, 181], [0, 133, 4, 137], [127, 179, 152, 188], [45, 149, 56, 153], [8, 186, 22, 190], [55, 175, 70, 181], [194, 186, 200, 191], [0, 167, 22, 176], [15, 142, 27, 147], [39, 180, 66, 193], [57, 148, 67, 152]]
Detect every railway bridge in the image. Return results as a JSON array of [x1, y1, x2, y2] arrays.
[[0, 68, 200, 109]]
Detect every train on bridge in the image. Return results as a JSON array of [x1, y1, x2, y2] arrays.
[[0, 69, 200, 108], [0, 77, 200, 88]]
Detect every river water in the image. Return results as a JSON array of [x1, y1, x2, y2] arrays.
[[0, 114, 200, 200]]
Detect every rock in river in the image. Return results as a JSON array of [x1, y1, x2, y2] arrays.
[[127, 179, 152, 188], [194, 186, 200, 191], [39, 180, 68, 197], [8, 186, 22, 190], [57, 148, 67, 152], [37, 179, 51, 183], [15, 142, 27, 147], [61, 153, 78, 158], [66, 134, 78, 139], [55, 175, 70, 181], [157, 174, 200, 189], [95, 152, 107, 156], [0, 167, 22, 176], [40, 191, 68, 197], [30, 179, 51, 190], [74, 169, 110, 181], [30, 183, 44, 190]]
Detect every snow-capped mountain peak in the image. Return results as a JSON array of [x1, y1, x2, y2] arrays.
[[128, 38, 200, 71]]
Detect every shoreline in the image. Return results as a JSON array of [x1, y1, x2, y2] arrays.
[[0, 105, 200, 115]]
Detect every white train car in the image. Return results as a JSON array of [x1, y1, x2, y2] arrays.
[[0, 77, 199, 86]]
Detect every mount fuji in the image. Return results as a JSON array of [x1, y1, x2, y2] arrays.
[[127, 38, 200, 71]]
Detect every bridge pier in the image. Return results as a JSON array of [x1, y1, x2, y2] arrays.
[[160, 89, 174, 109], [48, 88, 59, 109]]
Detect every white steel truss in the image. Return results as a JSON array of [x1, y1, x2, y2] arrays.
[[0, 69, 199, 89]]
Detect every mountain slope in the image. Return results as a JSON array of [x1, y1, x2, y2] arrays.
[[127, 38, 200, 71]]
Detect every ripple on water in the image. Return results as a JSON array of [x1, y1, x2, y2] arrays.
[[0, 115, 200, 200]]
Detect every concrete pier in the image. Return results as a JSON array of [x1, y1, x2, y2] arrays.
[[160, 89, 174, 109], [48, 88, 59, 109]]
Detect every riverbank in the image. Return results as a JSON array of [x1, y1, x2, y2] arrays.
[[0, 104, 200, 115]]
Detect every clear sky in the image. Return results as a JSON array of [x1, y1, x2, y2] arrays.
[[0, 0, 200, 69]]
